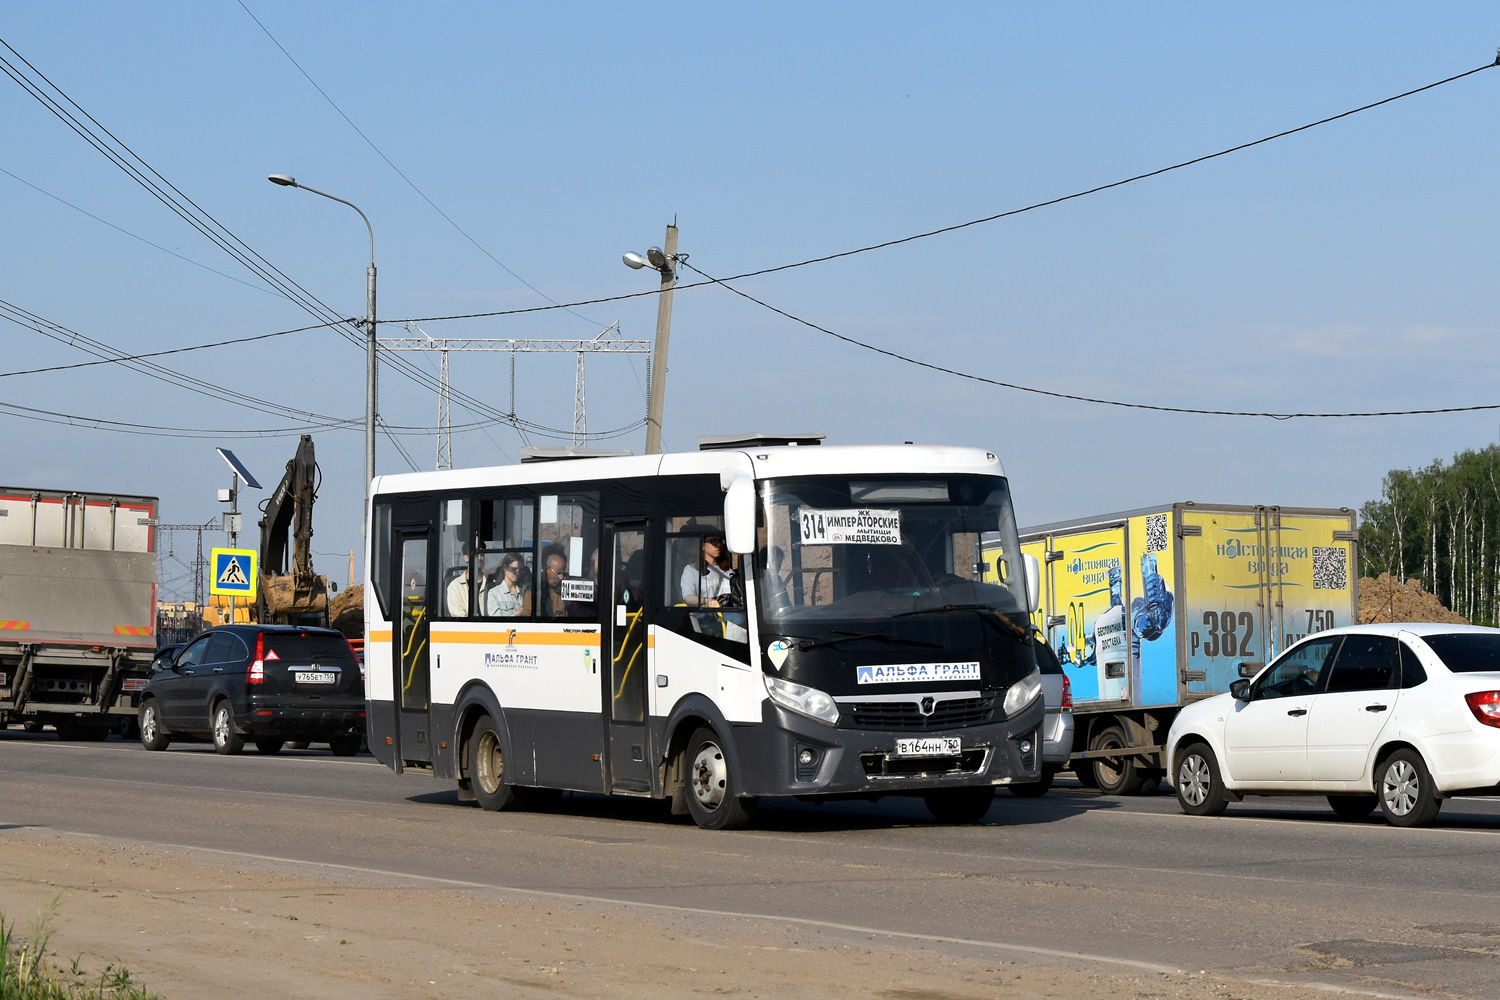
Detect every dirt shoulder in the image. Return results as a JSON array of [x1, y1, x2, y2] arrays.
[[0, 829, 1351, 1000]]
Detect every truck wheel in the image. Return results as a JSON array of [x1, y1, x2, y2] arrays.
[[139, 701, 170, 752], [1378, 749, 1442, 828], [684, 726, 759, 830], [53, 719, 82, 741], [1174, 742, 1229, 817], [1008, 768, 1055, 797], [469, 714, 522, 811], [1090, 726, 1148, 796], [255, 739, 285, 755], [211, 702, 245, 755], [924, 786, 997, 823], [1071, 759, 1100, 788], [328, 735, 361, 757], [285, 741, 310, 750]]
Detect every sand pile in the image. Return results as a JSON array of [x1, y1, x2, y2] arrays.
[[1358, 573, 1467, 624]]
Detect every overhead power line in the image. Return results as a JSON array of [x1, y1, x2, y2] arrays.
[[0, 165, 278, 295], [393, 55, 1499, 326], [235, 0, 606, 329], [680, 260, 1500, 421], [0, 36, 631, 447]]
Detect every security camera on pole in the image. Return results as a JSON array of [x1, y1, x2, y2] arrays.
[[623, 221, 680, 455]]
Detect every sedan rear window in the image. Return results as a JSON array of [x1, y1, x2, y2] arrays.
[[1420, 633, 1500, 673], [1033, 638, 1063, 675], [263, 633, 357, 664]]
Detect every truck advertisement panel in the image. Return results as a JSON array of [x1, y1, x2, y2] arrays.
[[1179, 509, 1355, 696], [1127, 511, 1179, 708]]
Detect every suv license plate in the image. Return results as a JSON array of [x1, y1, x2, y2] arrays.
[[295, 671, 336, 685], [895, 737, 961, 758]]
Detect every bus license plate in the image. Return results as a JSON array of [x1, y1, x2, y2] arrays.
[[295, 671, 336, 685], [895, 737, 961, 758]]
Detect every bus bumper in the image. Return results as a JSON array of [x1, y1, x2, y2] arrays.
[[736, 699, 1046, 798]]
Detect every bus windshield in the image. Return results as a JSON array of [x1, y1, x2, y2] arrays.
[[757, 474, 1028, 640]]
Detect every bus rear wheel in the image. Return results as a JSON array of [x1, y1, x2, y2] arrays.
[[469, 714, 522, 811], [683, 727, 758, 830]]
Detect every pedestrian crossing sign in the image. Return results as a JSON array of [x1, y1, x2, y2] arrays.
[[210, 548, 258, 599]]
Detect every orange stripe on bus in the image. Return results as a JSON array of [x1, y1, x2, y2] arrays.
[[368, 630, 393, 643], [430, 630, 602, 647]]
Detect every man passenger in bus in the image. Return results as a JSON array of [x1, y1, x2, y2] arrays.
[[486, 552, 531, 617], [681, 534, 733, 608], [445, 541, 472, 618], [539, 546, 568, 617]]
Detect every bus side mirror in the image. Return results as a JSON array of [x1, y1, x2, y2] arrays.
[[1023, 553, 1041, 614], [723, 474, 756, 555]]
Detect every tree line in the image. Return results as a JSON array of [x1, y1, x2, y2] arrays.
[[1358, 444, 1500, 627]]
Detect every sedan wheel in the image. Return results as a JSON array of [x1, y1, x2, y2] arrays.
[[1174, 742, 1229, 817], [1378, 749, 1441, 827]]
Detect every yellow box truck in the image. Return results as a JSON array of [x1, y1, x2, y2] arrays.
[[1012, 503, 1358, 794]]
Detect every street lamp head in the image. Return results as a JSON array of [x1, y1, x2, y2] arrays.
[[622, 251, 649, 270], [267, 174, 298, 187], [646, 246, 669, 270]]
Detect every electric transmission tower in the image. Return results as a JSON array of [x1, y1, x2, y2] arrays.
[[381, 322, 651, 466]]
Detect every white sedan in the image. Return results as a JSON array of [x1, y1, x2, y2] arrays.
[[1166, 624, 1500, 827]]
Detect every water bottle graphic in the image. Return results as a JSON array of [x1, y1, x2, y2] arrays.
[[1131, 551, 1174, 642], [1108, 565, 1123, 608]]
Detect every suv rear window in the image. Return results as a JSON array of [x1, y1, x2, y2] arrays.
[[1420, 633, 1500, 673], [262, 632, 357, 664], [1033, 638, 1063, 675]]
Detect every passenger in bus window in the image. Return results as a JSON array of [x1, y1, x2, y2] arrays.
[[445, 541, 472, 618], [681, 534, 733, 608], [539, 546, 568, 618], [485, 552, 532, 617]]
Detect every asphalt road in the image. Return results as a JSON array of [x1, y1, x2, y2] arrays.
[[4, 730, 1500, 999]]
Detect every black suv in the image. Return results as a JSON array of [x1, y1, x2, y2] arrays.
[[139, 625, 365, 755]]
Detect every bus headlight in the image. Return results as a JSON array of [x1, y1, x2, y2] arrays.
[[1002, 668, 1042, 717], [764, 675, 840, 725]]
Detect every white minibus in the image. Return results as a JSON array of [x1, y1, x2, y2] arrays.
[[364, 435, 1045, 829]]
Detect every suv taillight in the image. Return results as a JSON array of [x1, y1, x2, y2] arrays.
[[248, 631, 265, 685], [1061, 673, 1073, 710], [1465, 690, 1500, 728]]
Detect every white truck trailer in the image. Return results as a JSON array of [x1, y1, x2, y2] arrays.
[[0, 487, 159, 738], [1014, 502, 1359, 794]]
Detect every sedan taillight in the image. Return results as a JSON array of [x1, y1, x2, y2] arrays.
[[1464, 690, 1500, 728], [1061, 673, 1073, 710]]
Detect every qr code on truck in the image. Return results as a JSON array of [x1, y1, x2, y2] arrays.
[[1313, 546, 1347, 590], [1145, 513, 1168, 552]]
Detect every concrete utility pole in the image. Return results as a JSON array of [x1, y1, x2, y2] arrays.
[[625, 221, 679, 455]]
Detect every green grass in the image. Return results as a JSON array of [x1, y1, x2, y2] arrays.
[[0, 897, 160, 1000]]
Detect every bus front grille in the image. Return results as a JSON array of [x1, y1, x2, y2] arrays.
[[840, 696, 994, 731]]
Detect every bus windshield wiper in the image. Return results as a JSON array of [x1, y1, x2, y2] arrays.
[[893, 604, 1032, 641], [793, 630, 942, 651]]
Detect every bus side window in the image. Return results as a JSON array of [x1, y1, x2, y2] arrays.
[[536, 493, 599, 621], [370, 502, 393, 617], [660, 514, 748, 653], [476, 497, 535, 619], [440, 497, 472, 618]]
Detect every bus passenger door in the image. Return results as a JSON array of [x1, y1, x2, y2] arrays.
[[603, 520, 652, 792], [396, 529, 433, 764]]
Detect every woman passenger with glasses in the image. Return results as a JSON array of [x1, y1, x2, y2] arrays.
[[485, 552, 532, 617], [680, 534, 734, 609]]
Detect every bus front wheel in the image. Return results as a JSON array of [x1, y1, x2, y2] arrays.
[[683, 727, 758, 831], [469, 714, 522, 811]]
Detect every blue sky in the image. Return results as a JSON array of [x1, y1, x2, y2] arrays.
[[4, 4, 1499, 597]]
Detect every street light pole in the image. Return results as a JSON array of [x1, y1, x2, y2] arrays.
[[624, 222, 679, 455], [268, 174, 376, 533]]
